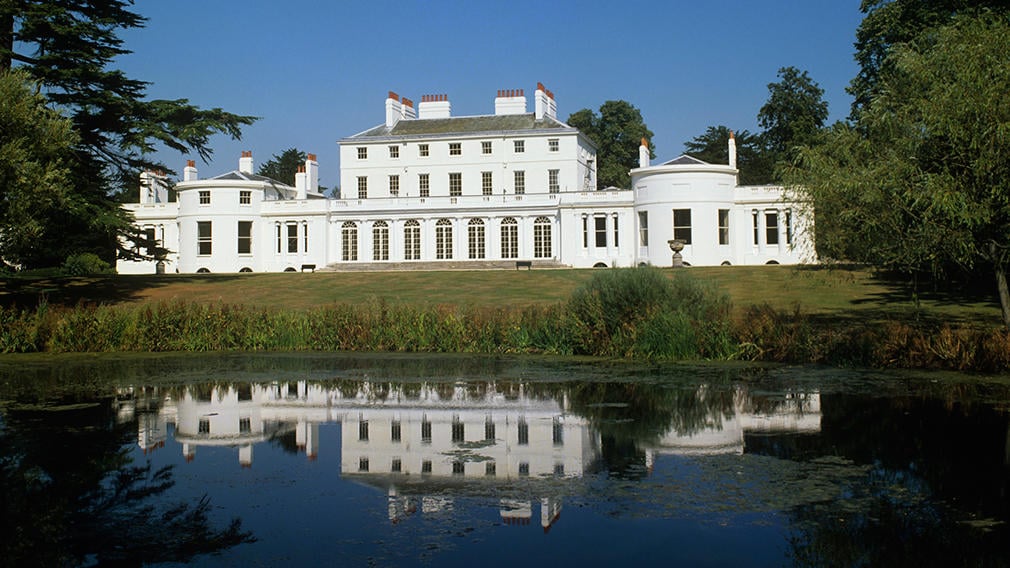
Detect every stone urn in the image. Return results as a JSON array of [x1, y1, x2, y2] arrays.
[[668, 239, 686, 268]]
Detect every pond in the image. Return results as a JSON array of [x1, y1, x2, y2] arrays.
[[1, 353, 1008, 566]]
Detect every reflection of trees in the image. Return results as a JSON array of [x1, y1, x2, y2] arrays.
[[567, 382, 737, 477], [0, 396, 253, 566]]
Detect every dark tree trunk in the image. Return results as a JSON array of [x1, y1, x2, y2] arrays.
[[996, 268, 1010, 328]]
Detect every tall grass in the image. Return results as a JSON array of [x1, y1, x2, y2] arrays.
[[1, 267, 1008, 372]]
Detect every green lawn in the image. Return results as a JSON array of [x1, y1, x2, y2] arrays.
[[0, 265, 1002, 327]]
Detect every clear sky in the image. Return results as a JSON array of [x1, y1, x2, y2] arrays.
[[117, 1, 865, 189]]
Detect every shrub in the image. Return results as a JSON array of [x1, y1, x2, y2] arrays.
[[61, 253, 113, 276], [567, 267, 733, 359]]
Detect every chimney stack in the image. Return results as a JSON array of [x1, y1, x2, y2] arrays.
[[139, 170, 169, 204], [183, 159, 198, 182], [728, 130, 737, 169], [239, 151, 254, 175], [417, 93, 451, 119], [639, 138, 650, 169], [385, 91, 403, 128], [534, 82, 556, 120], [495, 88, 527, 115]]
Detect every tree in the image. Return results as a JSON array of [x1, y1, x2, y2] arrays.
[[757, 66, 829, 174], [0, 2, 256, 268], [567, 100, 654, 189], [790, 16, 1010, 325], [0, 69, 81, 268], [848, 0, 1010, 119], [683, 126, 774, 185], [258, 148, 307, 186]]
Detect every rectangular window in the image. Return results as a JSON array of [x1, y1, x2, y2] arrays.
[[766, 212, 779, 245], [391, 458, 402, 473], [673, 209, 692, 244], [418, 143, 429, 157], [753, 211, 760, 245], [449, 172, 462, 197], [481, 141, 492, 155], [514, 140, 524, 153], [198, 419, 210, 434], [199, 190, 210, 205], [287, 223, 298, 253], [197, 221, 212, 256], [418, 173, 429, 197], [275, 224, 282, 253], [239, 190, 251, 205], [553, 417, 564, 446], [303, 223, 308, 252], [582, 216, 588, 248], [484, 416, 495, 441], [357, 176, 367, 199], [388, 175, 399, 197], [514, 170, 525, 195], [594, 216, 607, 248], [391, 421, 401, 442], [237, 221, 252, 255], [518, 416, 529, 445], [358, 457, 369, 472], [421, 415, 432, 443], [449, 142, 461, 156], [452, 461, 465, 476], [548, 169, 560, 193], [638, 211, 648, 247], [358, 417, 369, 441], [613, 215, 619, 248], [388, 145, 399, 158], [481, 171, 493, 196], [239, 418, 251, 433], [142, 227, 157, 256], [357, 147, 367, 159], [548, 138, 559, 152], [719, 209, 730, 245], [421, 460, 432, 474], [519, 462, 529, 476], [485, 462, 496, 476], [786, 211, 793, 245], [451, 415, 464, 443]]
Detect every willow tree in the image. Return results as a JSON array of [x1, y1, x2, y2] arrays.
[[791, 16, 1010, 325]]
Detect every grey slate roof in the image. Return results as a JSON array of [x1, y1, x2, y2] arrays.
[[343, 113, 575, 141]]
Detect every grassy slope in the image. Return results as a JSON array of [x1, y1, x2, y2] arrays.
[[0, 265, 1001, 327]]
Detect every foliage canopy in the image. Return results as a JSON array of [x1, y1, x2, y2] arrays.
[[567, 101, 654, 189]]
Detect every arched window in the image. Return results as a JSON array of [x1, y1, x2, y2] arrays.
[[404, 219, 420, 260], [534, 216, 552, 258], [435, 219, 453, 260], [467, 218, 485, 259], [500, 217, 518, 259], [372, 221, 389, 261], [342, 221, 358, 261]]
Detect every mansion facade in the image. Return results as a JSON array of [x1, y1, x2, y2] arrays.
[[118, 83, 814, 274]]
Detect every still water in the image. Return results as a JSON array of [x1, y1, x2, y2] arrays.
[[1, 353, 1009, 566]]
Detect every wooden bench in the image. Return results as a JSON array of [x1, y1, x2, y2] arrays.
[[515, 260, 532, 270], [300, 264, 316, 272]]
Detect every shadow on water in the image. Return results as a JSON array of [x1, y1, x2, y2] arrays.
[[0, 391, 253, 566]]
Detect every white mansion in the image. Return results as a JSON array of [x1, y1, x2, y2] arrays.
[[118, 83, 814, 274]]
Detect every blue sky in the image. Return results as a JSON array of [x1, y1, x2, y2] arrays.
[[118, 1, 864, 189]]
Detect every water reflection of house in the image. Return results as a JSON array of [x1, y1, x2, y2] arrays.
[[123, 381, 821, 530]]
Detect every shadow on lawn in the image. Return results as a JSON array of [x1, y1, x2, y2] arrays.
[[0, 274, 244, 309]]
